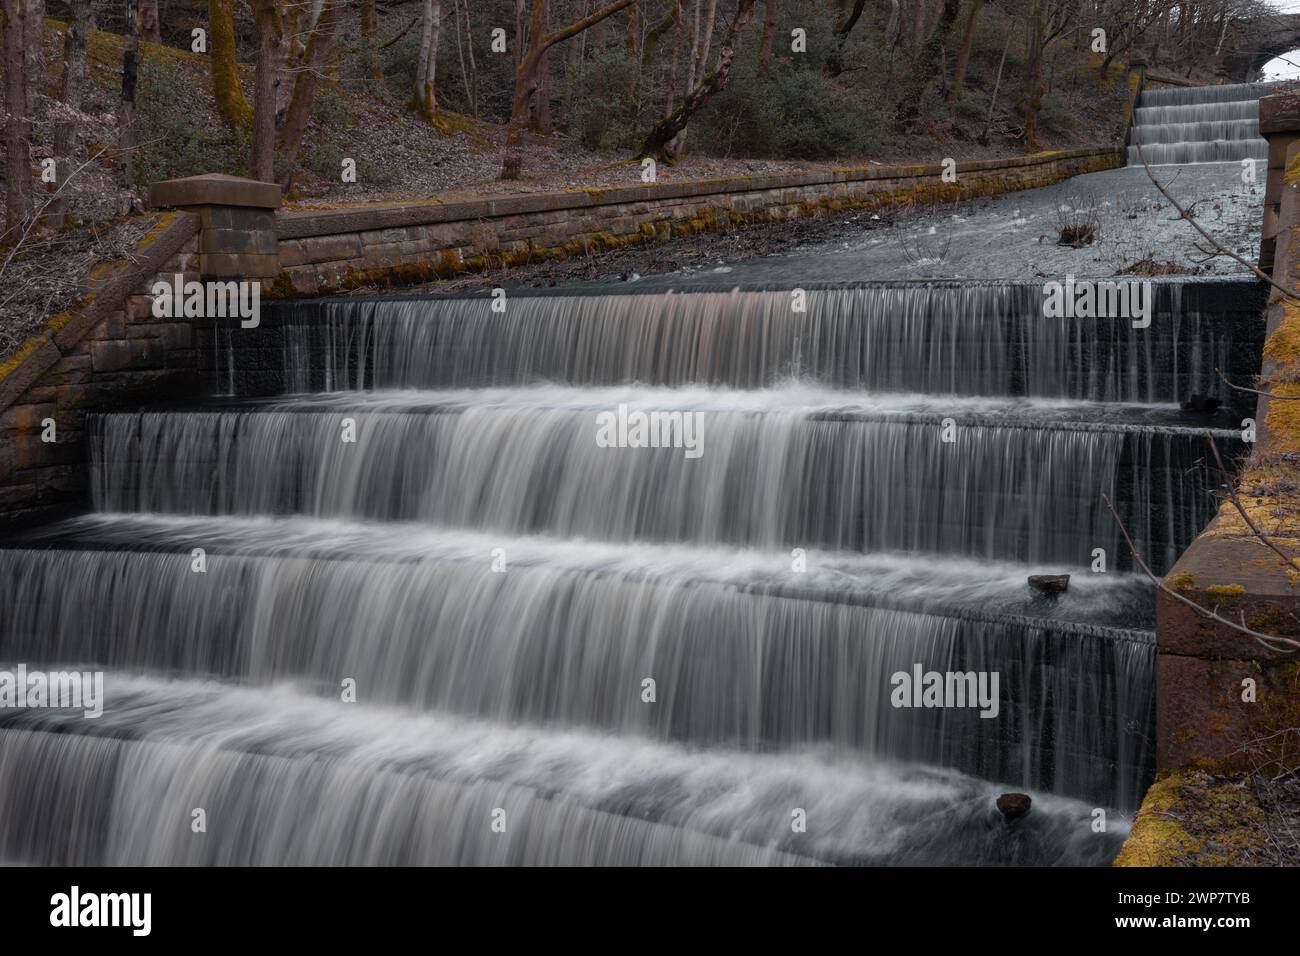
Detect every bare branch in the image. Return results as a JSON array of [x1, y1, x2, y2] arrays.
[[1134, 143, 1300, 303], [1204, 431, 1300, 575], [1101, 493, 1300, 654], [1217, 366, 1300, 400]]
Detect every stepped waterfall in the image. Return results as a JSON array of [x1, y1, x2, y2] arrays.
[[0, 272, 1262, 866], [1127, 80, 1275, 165]]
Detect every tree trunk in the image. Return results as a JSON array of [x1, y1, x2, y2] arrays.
[[638, 0, 757, 161], [560, 1, 585, 125], [462, 0, 480, 115], [118, 0, 138, 192], [3, 0, 27, 240], [910, 0, 926, 57], [140, 0, 161, 42], [415, 0, 442, 118], [895, 0, 959, 130], [48, 0, 92, 230], [279, 0, 335, 185], [759, 0, 777, 66], [946, 0, 981, 101], [362, 0, 385, 83], [1022, 0, 1046, 148], [662, 8, 681, 118], [669, 0, 716, 157], [251, 0, 281, 182], [210, 0, 252, 130], [500, 0, 642, 180], [978, 19, 1011, 144]]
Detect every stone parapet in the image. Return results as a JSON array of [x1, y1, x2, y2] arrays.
[[149, 173, 281, 281], [269, 147, 1123, 297]]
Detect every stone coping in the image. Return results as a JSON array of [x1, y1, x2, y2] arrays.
[[277, 147, 1122, 240], [149, 173, 282, 211], [0, 211, 200, 415], [1260, 91, 1300, 134]]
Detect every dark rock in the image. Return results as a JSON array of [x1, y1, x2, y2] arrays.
[[1028, 573, 1070, 593], [1180, 394, 1222, 414], [996, 793, 1033, 820]]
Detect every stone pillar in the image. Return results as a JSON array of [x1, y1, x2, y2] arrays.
[[1257, 92, 1300, 274], [147, 173, 281, 280], [1122, 56, 1149, 149], [1154, 141, 1300, 774]]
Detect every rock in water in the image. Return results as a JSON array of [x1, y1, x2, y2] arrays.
[[1028, 573, 1070, 593], [1180, 394, 1222, 414], [997, 793, 1033, 820]]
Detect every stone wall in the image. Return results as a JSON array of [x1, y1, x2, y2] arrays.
[[0, 147, 1123, 527], [0, 212, 201, 528], [1116, 121, 1300, 867], [269, 147, 1123, 297]]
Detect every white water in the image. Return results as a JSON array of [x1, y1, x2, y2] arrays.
[[0, 677, 1128, 866], [4, 279, 1231, 864], [1127, 81, 1274, 165]]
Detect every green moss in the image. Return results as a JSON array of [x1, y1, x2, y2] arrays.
[[1205, 583, 1246, 598], [1115, 770, 1268, 867]]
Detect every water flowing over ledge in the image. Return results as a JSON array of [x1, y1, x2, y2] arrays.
[[0, 677, 1129, 866]]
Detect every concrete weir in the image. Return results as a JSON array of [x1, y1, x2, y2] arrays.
[[0, 86, 1282, 865]]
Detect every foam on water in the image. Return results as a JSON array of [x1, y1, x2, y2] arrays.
[[0, 676, 1130, 866]]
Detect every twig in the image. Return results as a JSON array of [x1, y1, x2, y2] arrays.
[[1101, 493, 1300, 653], [1205, 432, 1300, 576], [1218, 366, 1300, 400], [380, 16, 420, 49], [1134, 143, 1300, 303]]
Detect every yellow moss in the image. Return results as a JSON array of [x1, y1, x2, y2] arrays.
[[1115, 771, 1266, 867], [1165, 571, 1196, 591], [0, 335, 49, 380], [1205, 583, 1246, 598], [1264, 381, 1300, 449], [1263, 301, 1300, 364]]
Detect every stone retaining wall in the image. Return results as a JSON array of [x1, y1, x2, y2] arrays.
[[0, 212, 200, 528], [269, 147, 1123, 297], [0, 147, 1123, 527], [1117, 104, 1300, 867]]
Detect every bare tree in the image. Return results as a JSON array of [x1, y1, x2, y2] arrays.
[[759, 0, 778, 66], [251, 0, 282, 182], [415, 0, 442, 118], [48, 1, 93, 230], [638, 0, 759, 161], [118, 0, 139, 193], [210, 0, 253, 130], [947, 0, 983, 101], [500, 0, 644, 180], [1022, 0, 1075, 147], [140, 0, 161, 42], [3, 0, 28, 240], [895, 0, 960, 129], [279, 0, 337, 185]]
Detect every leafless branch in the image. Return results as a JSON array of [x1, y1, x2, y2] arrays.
[[1217, 366, 1300, 400], [1134, 143, 1300, 303], [1101, 493, 1300, 654], [1204, 431, 1300, 576]]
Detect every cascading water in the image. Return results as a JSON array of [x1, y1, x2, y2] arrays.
[[1127, 80, 1277, 165], [0, 277, 1254, 865]]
